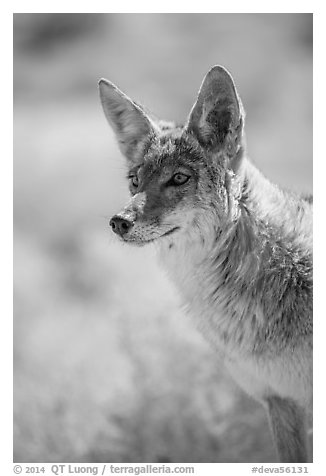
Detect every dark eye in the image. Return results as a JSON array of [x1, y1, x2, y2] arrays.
[[130, 175, 139, 188], [170, 172, 190, 186]]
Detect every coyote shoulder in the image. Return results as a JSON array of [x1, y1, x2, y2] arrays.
[[99, 66, 312, 463]]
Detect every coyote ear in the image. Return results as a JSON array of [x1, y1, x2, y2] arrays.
[[185, 66, 245, 167], [99, 79, 155, 164]]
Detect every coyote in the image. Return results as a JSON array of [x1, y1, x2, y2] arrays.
[[99, 66, 312, 463]]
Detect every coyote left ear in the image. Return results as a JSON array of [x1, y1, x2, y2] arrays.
[[185, 66, 245, 168]]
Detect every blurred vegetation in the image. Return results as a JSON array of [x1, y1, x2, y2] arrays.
[[14, 14, 312, 462]]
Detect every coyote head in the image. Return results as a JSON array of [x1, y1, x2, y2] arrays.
[[99, 66, 245, 246]]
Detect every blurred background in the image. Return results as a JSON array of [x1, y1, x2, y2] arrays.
[[13, 13, 312, 463]]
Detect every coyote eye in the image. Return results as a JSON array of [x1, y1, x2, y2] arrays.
[[170, 172, 190, 186], [130, 175, 139, 188]]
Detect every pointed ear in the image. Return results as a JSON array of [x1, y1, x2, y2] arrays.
[[185, 66, 245, 165], [99, 79, 156, 165]]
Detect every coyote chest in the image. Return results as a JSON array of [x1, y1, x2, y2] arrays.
[[158, 235, 262, 356], [158, 234, 312, 408]]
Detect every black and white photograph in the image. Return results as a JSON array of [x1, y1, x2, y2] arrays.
[[13, 12, 313, 466]]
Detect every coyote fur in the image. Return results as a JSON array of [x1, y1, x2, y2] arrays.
[[99, 66, 313, 463]]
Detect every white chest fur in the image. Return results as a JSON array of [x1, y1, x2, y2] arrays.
[[157, 234, 312, 407], [158, 232, 258, 354]]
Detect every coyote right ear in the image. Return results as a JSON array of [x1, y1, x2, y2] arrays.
[[99, 79, 156, 165], [185, 66, 245, 166]]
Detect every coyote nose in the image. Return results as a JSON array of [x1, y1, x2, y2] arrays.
[[109, 216, 133, 237]]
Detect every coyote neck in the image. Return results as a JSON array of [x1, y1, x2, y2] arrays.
[[158, 158, 312, 356]]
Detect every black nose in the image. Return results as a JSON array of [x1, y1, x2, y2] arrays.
[[109, 216, 133, 237]]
